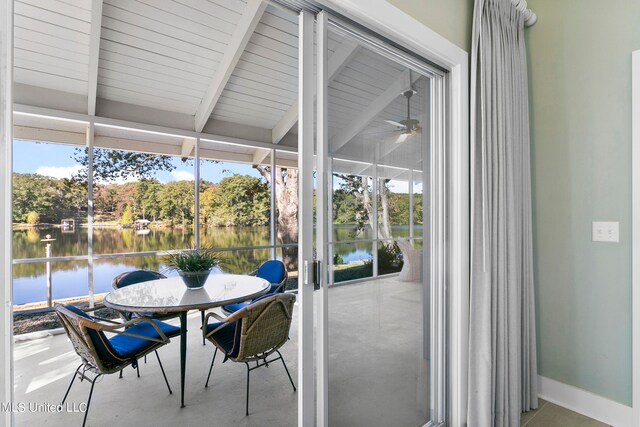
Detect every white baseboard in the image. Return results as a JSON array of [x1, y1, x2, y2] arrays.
[[538, 375, 632, 427]]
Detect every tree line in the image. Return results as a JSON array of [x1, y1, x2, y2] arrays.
[[12, 172, 271, 227], [13, 172, 421, 229]]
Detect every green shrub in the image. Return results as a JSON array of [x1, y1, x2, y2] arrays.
[[362, 258, 373, 276], [333, 253, 344, 265], [378, 242, 404, 274], [25, 211, 40, 225], [120, 205, 134, 225]]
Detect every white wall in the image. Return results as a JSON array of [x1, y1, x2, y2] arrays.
[[527, 0, 640, 406]]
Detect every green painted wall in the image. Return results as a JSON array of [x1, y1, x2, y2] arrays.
[[527, 0, 640, 405], [386, 0, 473, 52]]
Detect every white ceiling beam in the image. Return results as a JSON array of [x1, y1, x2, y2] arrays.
[[87, 0, 104, 116], [14, 104, 297, 153], [275, 158, 298, 168], [252, 148, 270, 165], [194, 0, 267, 132], [331, 70, 420, 153], [95, 136, 256, 165], [180, 138, 195, 159], [385, 168, 408, 180], [271, 101, 298, 145], [271, 39, 359, 144], [14, 126, 86, 146]]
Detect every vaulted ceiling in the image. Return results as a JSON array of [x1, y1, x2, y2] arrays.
[[13, 0, 429, 178]]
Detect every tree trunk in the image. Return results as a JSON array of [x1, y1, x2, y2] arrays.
[[378, 178, 392, 241], [361, 176, 371, 234], [255, 166, 299, 271]]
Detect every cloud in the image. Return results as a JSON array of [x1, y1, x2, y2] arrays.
[[386, 180, 423, 194], [35, 165, 83, 179], [171, 170, 195, 181], [387, 180, 410, 194]]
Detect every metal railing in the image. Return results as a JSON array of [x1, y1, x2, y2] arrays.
[[12, 235, 423, 308]]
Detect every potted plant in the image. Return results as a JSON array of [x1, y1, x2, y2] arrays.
[[164, 248, 222, 290]]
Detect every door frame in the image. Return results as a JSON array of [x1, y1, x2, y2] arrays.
[[632, 49, 639, 427], [1, 0, 13, 425], [307, 1, 470, 425]]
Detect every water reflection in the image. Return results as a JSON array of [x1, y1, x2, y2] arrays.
[[12, 225, 422, 305]]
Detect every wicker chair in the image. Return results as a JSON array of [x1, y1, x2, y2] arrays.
[[222, 260, 288, 314], [55, 304, 179, 427], [203, 293, 296, 415], [112, 269, 186, 362]]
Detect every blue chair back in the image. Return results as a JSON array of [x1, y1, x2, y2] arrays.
[[56, 304, 127, 369], [113, 270, 166, 290], [256, 260, 287, 293]]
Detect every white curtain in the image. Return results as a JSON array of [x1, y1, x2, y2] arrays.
[[468, 0, 538, 425]]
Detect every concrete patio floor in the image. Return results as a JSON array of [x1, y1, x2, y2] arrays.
[[13, 277, 429, 427]]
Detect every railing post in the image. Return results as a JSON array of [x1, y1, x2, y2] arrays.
[[41, 234, 56, 308], [86, 122, 95, 308], [270, 148, 276, 260]]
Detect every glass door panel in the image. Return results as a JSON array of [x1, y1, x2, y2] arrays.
[[317, 17, 433, 427]]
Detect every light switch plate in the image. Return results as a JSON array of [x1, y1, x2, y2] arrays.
[[592, 221, 619, 242]]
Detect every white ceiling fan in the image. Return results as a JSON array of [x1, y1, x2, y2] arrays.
[[383, 85, 422, 144]]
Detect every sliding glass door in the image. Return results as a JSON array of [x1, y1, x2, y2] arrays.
[[309, 11, 449, 427]]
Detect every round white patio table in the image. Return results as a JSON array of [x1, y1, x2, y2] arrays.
[[103, 274, 270, 408]]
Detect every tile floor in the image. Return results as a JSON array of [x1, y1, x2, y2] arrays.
[[13, 278, 430, 426], [521, 399, 609, 426], [12, 277, 609, 426]]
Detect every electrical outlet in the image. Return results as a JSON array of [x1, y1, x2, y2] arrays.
[[592, 221, 619, 243]]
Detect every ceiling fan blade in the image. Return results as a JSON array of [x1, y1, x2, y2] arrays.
[[395, 133, 410, 144], [363, 130, 402, 136], [384, 119, 406, 128]]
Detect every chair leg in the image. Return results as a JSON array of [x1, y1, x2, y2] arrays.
[[119, 369, 123, 379], [205, 347, 218, 388], [82, 373, 101, 427], [276, 350, 296, 392], [61, 364, 82, 405], [136, 363, 140, 378], [155, 350, 172, 395], [144, 354, 147, 364], [201, 310, 206, 345], [245, 362, 251, 416]]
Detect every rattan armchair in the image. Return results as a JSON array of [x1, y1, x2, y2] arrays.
[[203, 293, 296, 415], [112, 269, 185, 365], [55, 303, 179, 427]]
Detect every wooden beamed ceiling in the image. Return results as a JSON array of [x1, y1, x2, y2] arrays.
[[12, 0, 427, 172]]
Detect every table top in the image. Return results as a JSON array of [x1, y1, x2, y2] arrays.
[[103, 274, 270, 313]]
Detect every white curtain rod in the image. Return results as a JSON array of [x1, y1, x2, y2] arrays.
[[511, 0, 537, 27]]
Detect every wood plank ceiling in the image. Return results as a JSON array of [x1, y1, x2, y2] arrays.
[[12, 0, 429, 174]]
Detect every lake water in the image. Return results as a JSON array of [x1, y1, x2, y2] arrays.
[[12, 225, 422, 305]]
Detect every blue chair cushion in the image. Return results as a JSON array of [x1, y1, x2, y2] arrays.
[[222, 301, 250, 314], [65, 304, 92, 320], [115, 270, 165, 289], [63, 304, 178, 366], [204, 319, 242, 358], [222, 292, 274, 314], [221, 262, 285, 314], [109, 321, 180, 359], [268, 284, 283, 294], [256, 260, 286, 288]]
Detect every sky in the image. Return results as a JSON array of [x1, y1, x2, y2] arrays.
[[13, 139, 262, 184], [13, 139, 419, 194]]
